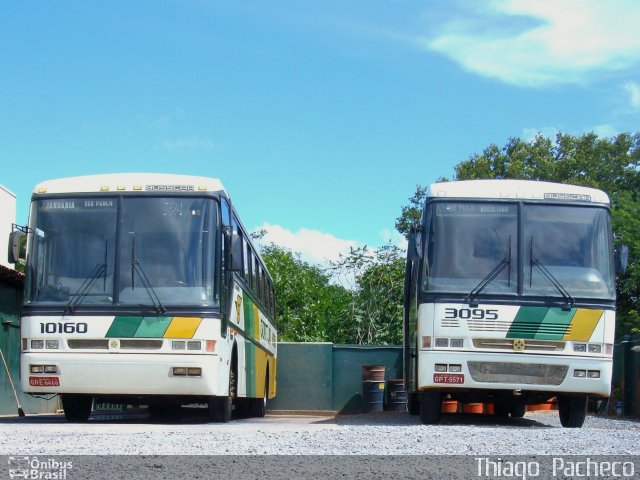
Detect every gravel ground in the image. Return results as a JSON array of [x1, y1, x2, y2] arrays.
[[0, 410, 638, 456]]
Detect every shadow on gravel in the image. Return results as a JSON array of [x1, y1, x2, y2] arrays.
[[320, 412, 551, 428]]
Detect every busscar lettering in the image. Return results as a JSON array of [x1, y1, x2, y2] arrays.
[[544, 192, 592, 202], [145, 184, 195, 192]]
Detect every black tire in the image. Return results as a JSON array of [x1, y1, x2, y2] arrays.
[[61, 394, 93, 422], [208, 368, 235, 423], [407, 392, 420, 415], [558, 395, 587, 428], [493, 402, 510, 418], [419, 391, 442, 425], [511, 403, 527, 418], [250, 377, 268, 418]]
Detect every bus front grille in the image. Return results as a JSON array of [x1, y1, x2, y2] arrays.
[[467, 361, 568, 385], [120, 340, 163, 350], [67, 339, 109, 350], [67, 339, 163, 350], [472, 339, 565, 352]]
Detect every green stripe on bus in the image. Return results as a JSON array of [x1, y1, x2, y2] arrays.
[[506, 307, 549, 339], [134, 317, 172, 338], [106, 317, 143, 338], [537, 308, 575, 340], [243, 295, 256, 397]]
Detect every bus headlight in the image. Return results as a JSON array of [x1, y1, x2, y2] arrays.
[[588, 344, 602, 354], [31, 340, 44, 349], [46, 340, 59, 349], [573, 343, 586, 353]]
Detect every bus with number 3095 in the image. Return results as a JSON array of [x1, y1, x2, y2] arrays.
[[404, 180, 627, 428], [9, 173, 276, 422]]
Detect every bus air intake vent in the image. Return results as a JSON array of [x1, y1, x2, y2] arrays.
[[120, 340, 163, 350], [467, 361, 568, 385], [440, 319, 460, 328], [467, 320, 512, 332], [67, 339, 109, 350], [472, 339, 565, 352]]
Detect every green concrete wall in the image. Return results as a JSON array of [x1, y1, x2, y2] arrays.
[[1, 279, 58, 415], [269, 342, 402, 413], [613, 335, 640, 417]]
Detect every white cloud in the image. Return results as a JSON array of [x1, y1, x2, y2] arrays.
[[624, 80, 640, 109], [423, 0, 640, 87], [255, 222, 359, 265], [379, 228, 408, 251]]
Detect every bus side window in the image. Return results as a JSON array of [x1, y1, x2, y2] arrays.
[[243, 237, 249, 280], [255, 259, 261, 302], [247, 247, 253, 291], [232, 216, 243, 277]]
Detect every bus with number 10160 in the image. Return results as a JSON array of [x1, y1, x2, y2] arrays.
[[9, 173, 276, 422], [404, 179, 626, 428]]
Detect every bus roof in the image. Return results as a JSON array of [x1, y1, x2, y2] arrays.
[[32, 173, 226, 196], [427, 179, 610, 204]]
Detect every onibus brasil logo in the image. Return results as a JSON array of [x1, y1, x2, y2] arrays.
[[8, 457, 73, 479]]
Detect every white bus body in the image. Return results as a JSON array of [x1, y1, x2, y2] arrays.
[[18, 173, 276, 422], [404, 180, 617, 427]]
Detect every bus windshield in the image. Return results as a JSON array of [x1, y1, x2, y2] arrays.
[[24, 197, 218, 309], [422, 201, 615, 301]]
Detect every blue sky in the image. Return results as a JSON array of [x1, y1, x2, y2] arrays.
[[2, 0, 640, 264]]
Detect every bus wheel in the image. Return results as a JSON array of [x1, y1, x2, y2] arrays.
[[493, 402, 510, 418], [61, 394, 93, 422], [419, 391, 442, 425], [511, 403, 526, 418], [558, 395, 587, 428], [208, 368, 235, 423], [250, 377, 268, 418], [407, 393, 420, 415]]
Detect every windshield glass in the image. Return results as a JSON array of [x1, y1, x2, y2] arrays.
[[423, 202, 517, 294], [24, 196, 218, 309], [25, 198, 118, 306], [422, 201, 615, 301], [524, 205, 614, 300]]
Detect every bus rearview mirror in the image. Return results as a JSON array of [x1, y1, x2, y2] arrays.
[[7, 231, 24, 264], [229, 233, 243, 272]]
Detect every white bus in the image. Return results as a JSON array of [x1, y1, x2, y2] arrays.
[[404, 180, 625, 427], [10, 173, 277, 422]]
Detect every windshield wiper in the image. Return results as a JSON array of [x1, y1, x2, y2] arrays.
[[467, 234, 512, 307], [130, 233, 167, 314], [64, 240, 109, 313], [64, 262, 107, 314], [529, 237, 574, 311]]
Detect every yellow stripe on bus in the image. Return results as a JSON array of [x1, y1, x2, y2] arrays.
[[563, 309, 603, 341], [163, 317, 203, 339]]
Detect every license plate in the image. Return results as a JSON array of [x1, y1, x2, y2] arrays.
[[29, 376, 60, 387], [433, 373, 464, 384]]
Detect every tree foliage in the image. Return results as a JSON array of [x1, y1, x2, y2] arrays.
[[258, 242, 405, 345], [329, 244, 405, 345], [396, 132, 640, 335], [259, 243, 352, 343]]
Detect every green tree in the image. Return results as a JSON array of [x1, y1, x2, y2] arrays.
[[259, 243, 352, 343], [330, 244, 405, 344], [396, 132, 640, 335]]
